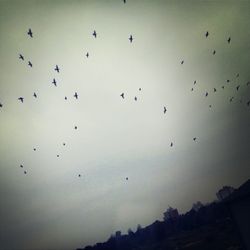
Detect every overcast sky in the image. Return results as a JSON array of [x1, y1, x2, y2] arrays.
[[0, 0, 250, 250]]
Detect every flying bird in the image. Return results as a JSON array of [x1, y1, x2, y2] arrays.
[[129, 35, 133, 43], [170, 142, 173, 147], [52, 78, 57, 86], [74, 92, 78, 99], [74, 126, 78, 130], [92, 30, 97, 38], [227, 79, 230, 83], [209, 105, 212, 108], [28, 61, 32, 67], [213, 88, 217, 92], [222, 86, 225, 89], [33, 148, 36, 151], [139, 88, 141, 91], [86, 52, 89, 58], [24, 171, 27, 174], [65, 96, 67, 100], [54, 65, 60, 73], [229, 97, 234, 102], [33, 92, 37, 98], [0, 103, 3, 108], [236, 85, 240, 91], [193, 137, 197, 141], [181, 60, 184, 65], [78, 174, 81, 177], [18, 97, 24, 103], [191, 88, 194, 91], [227, 37, 231, 43], [63, 143, 66, 146], [126, 177, 128, 180], [123, 0, 126, 3], [27, 28, 33, 37], [213, 50, 216, 55], [205, 92, 208, 97], [20, 164, 23, 168], [19, 54, 24, 60], [134, 96, 137, 101], [57, 155, 59, 157], [164, 107, 167, 114], [120, 93, 124, 99], [205, 31, 209, 37], [194, 80, 196, 85]]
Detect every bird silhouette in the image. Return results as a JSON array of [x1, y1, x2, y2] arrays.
[[164, 107, 167, 114], [52, 78, 57, 86], [170, 142, 173, 147], [92, 30, 97, 38], [205, 31, 209, 37], [78, 174, 81, 177], [24, 171, 27, 174], [74, 92, 78, 99], [57, 155, 59, 157], [222, 86, 225, 89], [55, 65, 60, 73], [191, 88, 194, 91], [123, 0, 126, 3], [230, 97, 234, 102], [227, 37, 231, 43], [213, 50, 216, 55], [181, 60, 184, 65], [0, 103, 3, 108], [33, 148, 36, 151], [63, 143, 66, 146], [134, 96, 137, 101], [74, 126, 77, 130], [194, 80, 196, 85], [193, 137, 197, 141], [129, 35, 133, 43], [120, 93, 124, 99], [33, 92, 37, 98], [139, 88, 141, 91], [28, 61, 32, 67], [18, 97, 24, 103], [209, 105, 212, 108], [19, 54, 24, 60], [236, 85, 240, 91], [65, 96, 67, 100], [227, 79, 230, 83], [27, 28, 33, 37], [205, 92, 208, 97], [213, 88, 217, 92], [86, 52, 89, 58], [126, 177, 128, 180], [20, 164, 23, 168]]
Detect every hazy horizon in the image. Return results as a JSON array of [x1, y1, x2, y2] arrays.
[[0, 1, 250, 250]]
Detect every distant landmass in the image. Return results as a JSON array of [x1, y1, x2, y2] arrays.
[[77, 179, 250, 250]]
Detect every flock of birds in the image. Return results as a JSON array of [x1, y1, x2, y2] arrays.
[[0, 10, 250, 179]]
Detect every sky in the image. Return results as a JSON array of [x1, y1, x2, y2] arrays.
[[0, 0, 250, 249]]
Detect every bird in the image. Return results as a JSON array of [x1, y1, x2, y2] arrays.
[[33, 148, 36, 151], [209, 104, 212, 108], [86, 52, 89, 58], [191, 88, 194, 91], [126, 177, 128, 180], [120, 93, 124, 99], [213, 88, 217, 92], [134, 96, 137, 101], [54, 65, 60, 73], [194, 80, 196, 85], [205, 31, 209, 38], [78, 174, 81, 177], [227, 79, 230, 83], [20, 164, 23, 168], [236, 85, 240, 91], [213, 50, 216, 55], [230, 97, 234, 102], [129, 35, 133, 43], [222, 86, 225, 89], [63, 143, 66, 146], [193, 137, 197, 141], [52, 78, 57, 86], [19, 54, 24, 60], [33, 92, 37, 98], [24, 171, 27, 174], [227, 37, 231, 43], [205, 92, 208, 97], [164, 107, 167, 114], [74, 92, 78, 99], [28, 61, 32, 67], [139, 88, 141, 91], [181, 60, 184, 65], [92, 30, 97, 38], [57, 155, 59, 157], [170, 142, 173, 147], [123, 0, 126, 3], [0, 103, 3, 108], [27, 28, 33, 37], [18, 97, 24, 103], [64, 96, 67, 100], [74, 126, 77, 130]]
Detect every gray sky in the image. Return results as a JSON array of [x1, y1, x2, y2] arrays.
[[0, 0, 250, 250]]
